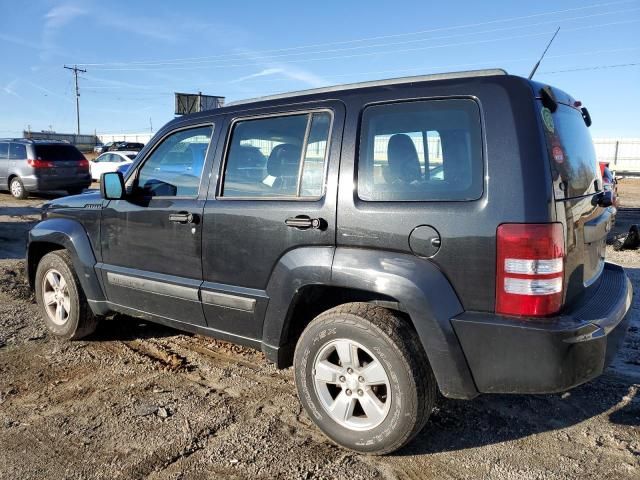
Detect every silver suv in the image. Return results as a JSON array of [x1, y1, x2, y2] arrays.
[[0, 139, 92, 199]]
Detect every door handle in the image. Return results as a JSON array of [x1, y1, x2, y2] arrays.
[[169, 212, 198, 224], [285, 215, 325, 230]]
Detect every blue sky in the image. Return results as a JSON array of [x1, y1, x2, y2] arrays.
[[0, 0, 638, 137]]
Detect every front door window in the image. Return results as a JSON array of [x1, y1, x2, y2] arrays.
[[136, 126, 213, 197]]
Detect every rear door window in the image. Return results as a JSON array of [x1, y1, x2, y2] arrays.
[[34, 144, 84, 161], [0, 142, 8, 159], [358, 99, 483, 201], [221, 111, 332, 198], [539, 103, 599, 199]]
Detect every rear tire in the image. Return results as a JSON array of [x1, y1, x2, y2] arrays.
[[293, 303, 436, 454], [66, 187, 84, 195], [35, 250, 99, 340], [9, 177, 28, 199]]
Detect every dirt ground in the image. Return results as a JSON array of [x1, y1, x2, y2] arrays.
[[0, 181, 638, 480]]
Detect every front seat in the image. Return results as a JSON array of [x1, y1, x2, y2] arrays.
[[384, 134, 422, 185], [263, 143, 302, 195]]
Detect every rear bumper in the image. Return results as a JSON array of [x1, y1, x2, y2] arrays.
[[452, 263, 633, 394], [22, 174, 92, 192]]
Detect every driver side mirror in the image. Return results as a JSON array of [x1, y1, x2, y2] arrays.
[[101, 172, 125, 200]]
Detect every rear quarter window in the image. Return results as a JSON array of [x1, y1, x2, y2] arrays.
[[358, 99, 483, 201]]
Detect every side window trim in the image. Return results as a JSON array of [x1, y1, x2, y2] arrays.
[[217, 108, 334, 201], [295, 114, 313, 197], [129, 123, 214, 199]]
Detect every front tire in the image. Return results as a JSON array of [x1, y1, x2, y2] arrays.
[[35, 250, 99, 339], [294, 303, 436, 454], [9, 177, 28, 199]]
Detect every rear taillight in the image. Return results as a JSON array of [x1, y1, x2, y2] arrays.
[[27, 159, 54, 168], [496, 223, 565, 317], [78, 159, 89, 170]]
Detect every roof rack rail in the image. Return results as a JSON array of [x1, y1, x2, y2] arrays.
[[0, 138, 30, 142], [226, 68, 507, 107], [0, 138, 72, 144], [30, 139, 69, 143]]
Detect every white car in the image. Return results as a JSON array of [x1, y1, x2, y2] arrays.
[[90, 151, 136, 181]]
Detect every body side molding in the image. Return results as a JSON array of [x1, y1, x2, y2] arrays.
[[106, 271, 200, 301], [201, 290, 257, 312]]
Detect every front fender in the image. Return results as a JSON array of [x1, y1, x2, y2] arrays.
[[28, 218, 108, 314], [330, 247, 478, 399]]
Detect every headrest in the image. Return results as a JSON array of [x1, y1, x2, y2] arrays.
[[386, 134, 421, 184], [266, 143, 302, 178]]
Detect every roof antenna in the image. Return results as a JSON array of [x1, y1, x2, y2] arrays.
[[528, 27, 560, 79]]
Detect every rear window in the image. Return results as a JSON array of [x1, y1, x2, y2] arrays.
[[540, 103, 599, 199], [358, 99, 483, 201], [34, 144, 85, 161]]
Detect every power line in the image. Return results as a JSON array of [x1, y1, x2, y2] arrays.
[[79, 8, 637, 71], [77, 46, 640, 99], [78, 0, 638, 67], [89, 6, 640, 70], [540, 62, 640, 73], [216, 46, 640, 85], [89, 18, 640, 72], [63, 65, 87, 134]]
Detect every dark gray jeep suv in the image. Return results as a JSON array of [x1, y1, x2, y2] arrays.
[[26, 69, 633, 454], [0, 139, 92, 198]]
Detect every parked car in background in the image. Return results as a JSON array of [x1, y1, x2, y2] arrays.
[[110, 141, 144, 152], [599, 161, 619, 209], [94, 142, 113, 154], [602, 164, 620, 218], [0, 138, 92, 198], [90, 151, 137, 181]]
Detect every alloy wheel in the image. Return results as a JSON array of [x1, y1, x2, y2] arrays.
[[312, 338, 392, 431], [42, 269, 71, 325]]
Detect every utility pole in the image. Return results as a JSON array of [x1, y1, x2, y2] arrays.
[[64, 65, 87, 134]]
